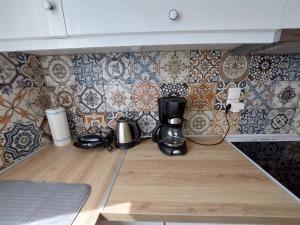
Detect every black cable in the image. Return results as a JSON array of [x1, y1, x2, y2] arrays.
[[186, 104, 232, 146]]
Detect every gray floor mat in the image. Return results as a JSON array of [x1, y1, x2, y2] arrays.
[[0, 180, 91, 225]]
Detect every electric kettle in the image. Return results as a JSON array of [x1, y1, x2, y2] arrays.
[[115, 117, 141, 149]]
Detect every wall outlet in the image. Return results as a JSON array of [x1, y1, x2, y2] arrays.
[[227, 87, 241, 101]]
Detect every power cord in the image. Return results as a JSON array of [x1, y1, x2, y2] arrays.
[[186, 104, 232, 146]]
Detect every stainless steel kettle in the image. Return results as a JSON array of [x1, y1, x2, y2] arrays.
[[115, 117, 141, 149]]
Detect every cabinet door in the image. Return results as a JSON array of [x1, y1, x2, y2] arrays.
[[62, 0, 286, 37], [282, 0, 300, 28], [0, 0, 66, 40]]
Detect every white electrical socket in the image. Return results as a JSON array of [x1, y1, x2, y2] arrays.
[[226, 88, 244, 112], [227, 87, 241, 100]]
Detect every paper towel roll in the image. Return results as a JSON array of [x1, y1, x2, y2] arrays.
[[45, 107, 71, 146]]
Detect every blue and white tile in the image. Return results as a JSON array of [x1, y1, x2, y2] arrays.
[[102, 53, 131, 84], [277, 55, 300, 81], [72, 54, 103, 86], [66, 111, 86, 137], [104, 83, 132, 112], [160, 83, 188, 98], [265, 108, 295, 134], [238, 107, 269, 134], [249, 55, 282, 84], [292, 108, 300, 134], [77, 84, 106, 113], [271, 81, 300, 108], [134, 111, 159, 137], [106, 111, 139, 129], [130, 52, 160, 83]]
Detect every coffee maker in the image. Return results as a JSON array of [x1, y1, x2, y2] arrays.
[[152, 97, 187, 156]]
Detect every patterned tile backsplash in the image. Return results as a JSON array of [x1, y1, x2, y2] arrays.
[[1, 50, 300, 169]]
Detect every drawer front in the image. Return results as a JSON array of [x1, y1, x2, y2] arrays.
[[0, 0, 66, 40], [62, 0, 286, 37]]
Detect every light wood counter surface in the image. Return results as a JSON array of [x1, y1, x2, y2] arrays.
[[0, 144, 125, 225], [102, 139, 300, 225]]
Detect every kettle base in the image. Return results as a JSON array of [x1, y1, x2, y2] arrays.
[[158, 142, 187, 156], [115, 141, 136, 150]]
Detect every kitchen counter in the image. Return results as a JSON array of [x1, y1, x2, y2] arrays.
[[102, 138, 300, 225], [0, 144, 125, 225], [1, 138, 300, 225]]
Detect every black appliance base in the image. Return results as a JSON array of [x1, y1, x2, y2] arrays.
[[115, 141, 136, 150], [158, 142, 187, 156]]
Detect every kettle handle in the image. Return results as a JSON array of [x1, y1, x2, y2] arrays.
[[128, 119, 141, 144], [151, 123, 164, 143]]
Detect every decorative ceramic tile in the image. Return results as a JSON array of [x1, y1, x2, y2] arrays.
[[219, 53, 249, 82], [66, 111, 86, 137], [2, 121, 41, 161], [292, 109, 300, 134], [160, 51, 189, 83], [20, 55, 45, 87], [0, 54, 17, 86], [130, 52, 160, 83], [238, 107, 269, 134], [41, 55, 75, 86], [83, 113, 107, 132], [102, 53, 131, 84], [49, 86, 80, 113], [106, 111, 138, 129], [77, 85, 106, 113], [211, 111, 240, 135], [183, 111, 213, 135], [72, 54, 103, 86], [189, 50, 221, 82], [215, 78, 246, 110], [187, 83, 217, 111], [104, 83, 132, 112], [249, 55, 281, 84], [132, 81, 160, 112], [271, 81, 300, 108], [243, 80, 274, 110], [265, 108, 295, 134], [277, 55, 300, 81], [160, 83, 188, 98], [135, 112, 159, 136]]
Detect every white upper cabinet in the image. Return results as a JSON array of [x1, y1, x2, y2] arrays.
[[62, 0, 287, 36], [282, 0, 300, 28], [0, 0, 66, 40]]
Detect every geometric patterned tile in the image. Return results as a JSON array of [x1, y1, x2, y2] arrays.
[[104, 83, 132, 112], [271, 81, 300, 108], [77, 84, 106, 113], [49, 86, 80, 113], [130, 52, 160, 84], [277, 55, 300, 81], [189, 50, 221, 83], [219, 52, 249, 82], [83, 113, 107, 133], [0, 54, 17, 92], [238, 107, 269, 134], [20, 55, 45, 87], [211, 111, 240, 135], [135, 111, 159, 137], [132, 81, 160, 112], [160, 83, 188, 98], [66, 111, 86, 137], [243, 80, 274, 110], [72, 54, 103, 86], [41, 55, 75, 86], [265, 108, 295, 134], [183, 110, 213, 135], [249, 55, 282, 85], [160, 51, 189, 83], [215, 78, 246, 110], [102, 53, 131, 84], [187, 83, 217, 111], [292, 108, 300, 134]]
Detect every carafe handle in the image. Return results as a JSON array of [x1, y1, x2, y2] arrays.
[[151, 123, 164, 143]]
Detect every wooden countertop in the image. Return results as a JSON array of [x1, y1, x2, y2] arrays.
[[102, 138, 300, 225], [0, 144, 124, 225]]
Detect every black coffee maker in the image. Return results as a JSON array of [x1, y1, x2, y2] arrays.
[[152, 97, 187, 156]]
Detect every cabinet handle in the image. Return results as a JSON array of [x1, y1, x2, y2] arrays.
[[169, 9, 179, 20], [42, 0, 53, 10]]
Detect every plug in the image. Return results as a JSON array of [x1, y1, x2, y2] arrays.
[[225, 104, 231, 114]]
